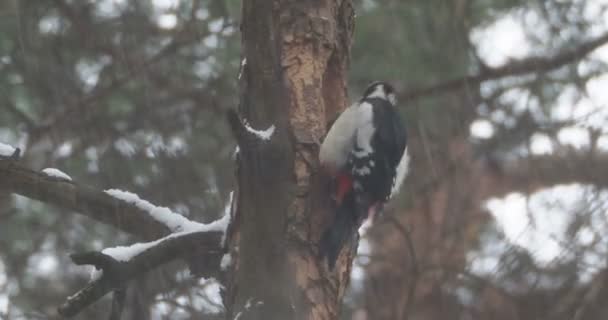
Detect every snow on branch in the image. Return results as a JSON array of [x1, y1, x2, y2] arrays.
[[234, 298, 264, 320], [238, 58, 247, 80], [60, 191, 234, 317], [59, 229, 224, 317], [42, 168, 73, 181], [94, 207, 230, 276], [1, 152, 235, 318], [242, 118, 275, 141], [0, 142, 16, 157], [226, 109, 276, 146], [61, 207, 231, 317], [104, 189, 229, 233], [1, 161, 174, 239]]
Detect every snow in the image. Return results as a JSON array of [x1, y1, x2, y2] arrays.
[[41, 168, 72, 181], [91, 189, 233, 278], [238, 58, 247, 80], [221, 191, 234, 245], [243, 119, 275, 141], [244, 299, 253, 309], [91, 205, 231, 280], [389, 147, 410, 199], [192, 278, 224, 313], [104, 189, 210, 232], [220, 253, 232, 270], [234, 298, 264, 319], [103, 240, 161, 262], [90, 229, 204, 280], [0, 142, 16, 157]]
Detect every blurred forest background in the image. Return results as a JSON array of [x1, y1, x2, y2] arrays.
[[2, 0, 608, 319]]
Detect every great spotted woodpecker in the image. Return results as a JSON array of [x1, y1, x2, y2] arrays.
[[319, 81, 409, 269]]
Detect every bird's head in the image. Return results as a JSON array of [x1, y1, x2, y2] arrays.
[[362, 81, 397, 106]]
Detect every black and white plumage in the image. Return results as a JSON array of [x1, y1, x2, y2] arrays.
[[319, 81, 409, 269]]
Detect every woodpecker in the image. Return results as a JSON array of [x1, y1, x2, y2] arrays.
[[319, 81, 409, 269]]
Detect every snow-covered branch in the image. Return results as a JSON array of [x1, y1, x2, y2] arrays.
[[58, 199, 230, 318], [225, 109, 276, 148], [0, 149, 235, 318], [58, 228, 225, 317], [42, 167, 73, 181], [58, 191, 232, 317], [58, 189, 232, 317], [0, 159, 173, 240], [103, 188, 228, 233], [242, 119, 275, 141]]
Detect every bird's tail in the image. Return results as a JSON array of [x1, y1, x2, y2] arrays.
[[319, 193, 359, 269]]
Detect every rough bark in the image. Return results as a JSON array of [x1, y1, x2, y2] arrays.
[[224, 1, 355, 319]]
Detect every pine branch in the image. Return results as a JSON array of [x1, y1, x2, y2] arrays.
[[401, 31, 608, 102]]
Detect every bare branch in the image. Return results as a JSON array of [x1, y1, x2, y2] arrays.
[[401, 31, 608, 102], [480, 149, 608, 199], [411, 146, 608, 203]]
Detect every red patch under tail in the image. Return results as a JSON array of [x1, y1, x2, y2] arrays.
[[335, 173, 353, 205]]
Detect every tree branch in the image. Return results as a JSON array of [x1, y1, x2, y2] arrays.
[[58, 230, 223, 318], [0, 159, 171, 240], [481, 149, 608, 199], [0, 153, 228, 317], [401, 31, 608, 102]]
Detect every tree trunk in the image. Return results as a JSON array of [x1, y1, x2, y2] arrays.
[[223, 1, 355, 320]]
